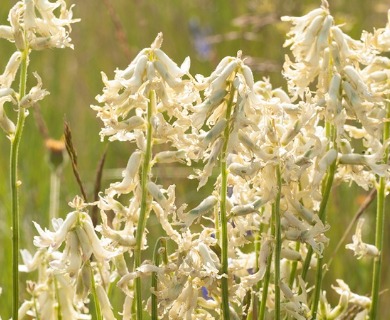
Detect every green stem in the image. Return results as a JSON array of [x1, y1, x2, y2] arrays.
[[134, 90, 155, 320], [219, 83, 236, 320], [254, 225, 264, 318], [274, 165, 282, 320], [370, 102, 390, 320], [259, 216, 275, 320], [151, 238, 168, 320], [90, 263, 103, 320], [310, 126, 337, 319], [301, 125, 337, 283], [288, 242, 301, 288], [10, 48, 29, 320], [289, 182, 303, 289], [258, 255, 272, 320], [300, 246, 312, 282]]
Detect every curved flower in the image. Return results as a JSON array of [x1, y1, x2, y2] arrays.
[[2, 0, 79, 50], [346, 218, 379, 259], [92, 32, 199, 144]]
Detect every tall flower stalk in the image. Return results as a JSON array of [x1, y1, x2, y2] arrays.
[[91, 33, 199, 319], [273, 165, 282, 320], [370, 101, 390, 319], [190, 51, 262, 318], [4, 1, 390, 319], [10, 47, 28, 320], [219, 81, 236, 320], [134, 89, 155, 320], [0, 2, 78, 318], [310, 134, 337, 318]]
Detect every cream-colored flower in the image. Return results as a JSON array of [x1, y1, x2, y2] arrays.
[[346, 218, 379, 259], [92, 33, 199, 144], [0, 95, 16, 134], [19, 72, 49, 108], [332, 279, 371, 308]]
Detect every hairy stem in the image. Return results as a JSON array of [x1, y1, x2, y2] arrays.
[[10, 48, 29, 320], [134, 90, 155, 320], [370, 102, 390, 319]]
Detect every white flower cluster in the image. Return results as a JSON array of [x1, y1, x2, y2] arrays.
[[0, 0, 79, 136], [19, 2, 390, 319]]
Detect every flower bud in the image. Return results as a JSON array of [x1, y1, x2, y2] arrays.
[[66, 231, 82, 278], [154, 60, 182, 88], [0, 96, 15, 134], [82, 218, 118, 261], [76, 263, 91, 300], [201, 118, 227, 147], [147, 181, 168, 208], [154, 48, 184, 78], [96, 285, 116, 320], [281, 248, 302, 261], [198, 243, 220, 270], [110, 150, 142, 194], [122, 55, 148, 89], [210, 60, 238, 92], [153, 150, 186, 164], [75, 225, 93, 261], [20, 73, 49, 108], [180, 195, 218, 226], [0, 51, 22, 87], [0, 25, 13, 41]]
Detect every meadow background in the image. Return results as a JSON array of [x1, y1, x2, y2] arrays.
[[0, 0, 389, 318]]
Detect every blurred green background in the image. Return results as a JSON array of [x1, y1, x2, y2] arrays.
[[0, 0, 389, 318]]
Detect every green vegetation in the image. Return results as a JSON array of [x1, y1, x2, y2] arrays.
[[0, 0, 389, 319]]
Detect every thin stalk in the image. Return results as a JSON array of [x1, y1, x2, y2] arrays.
[[49, 170, 61, 220], [311, 126, 337, 319], [134, 90, 155, 320], [301, 124, 337, 282], [219, 83, 236, 320], [289, 182, 303, 288], [258, 212, 275, 320], [90, 263, 103, 320], [300, 246, 313, 282], [258, 253, 272, 320], [151, 238, 168, 320], [254, 225, 264, 318], [370, 102, 390, 320], [10, 47, 29, 320], [274, 165, 282, 320], [288, 241, 301, 288]]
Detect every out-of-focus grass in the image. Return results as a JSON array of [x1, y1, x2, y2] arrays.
[[0, 0, 389, 318]]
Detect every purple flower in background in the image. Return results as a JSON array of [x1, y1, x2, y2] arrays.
[[201, 286, 213, 300], [188, 18, 213, 60]]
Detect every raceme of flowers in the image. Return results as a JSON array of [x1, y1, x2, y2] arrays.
[[0, 0, 79, 136], [4, 0, 389, 319]]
